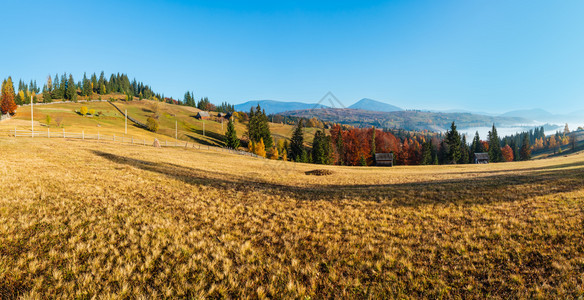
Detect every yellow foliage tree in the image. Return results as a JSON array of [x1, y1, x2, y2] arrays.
[[18, 90, 25, 103], [80, 106, 88, 116], [268, 146, 278, 160], [254, 138, 266, 157]]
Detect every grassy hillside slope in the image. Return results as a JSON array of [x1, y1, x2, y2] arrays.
[[0, 138, 583, 298], [0, 100, 321, 147]]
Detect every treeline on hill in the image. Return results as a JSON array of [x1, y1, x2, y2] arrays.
[[503, 123, 576, 156], [240, 105, 570, 166], [0, 72, 163, 107], [181, 91, 235, 113]]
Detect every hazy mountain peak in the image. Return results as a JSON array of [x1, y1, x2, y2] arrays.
[[348, 98, 403, 112]]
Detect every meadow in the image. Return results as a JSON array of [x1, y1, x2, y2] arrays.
[[0, 137, 583, 298], [0, 100, 321, 147]]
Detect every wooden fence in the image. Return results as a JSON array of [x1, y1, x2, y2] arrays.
[[9, 128, 264, 159]]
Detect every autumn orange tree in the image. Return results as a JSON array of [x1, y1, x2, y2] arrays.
[[1, 77, 17, 115], [501, 145, 514, 162]]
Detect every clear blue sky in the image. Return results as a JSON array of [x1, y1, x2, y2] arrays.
[[1, 0, 583, 114]]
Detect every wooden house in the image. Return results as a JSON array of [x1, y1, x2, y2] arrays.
[[375, 153, 394, 167], [474, 153, 489, 164], [195, 111, 210, 120]]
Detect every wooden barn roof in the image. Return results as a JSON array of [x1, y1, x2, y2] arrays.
[[375, 153, 394, 161], [474, 153, 489, 160]]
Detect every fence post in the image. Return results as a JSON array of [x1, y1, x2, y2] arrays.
[[132, 136, 134, 144], [165, 140, 167, 146], [98, 131, 100, 141], [143, 139, 145, 146], [82, 130, 84, 140], [48, 128, 50, 138], [63, 128, 65, 138], [14, 126, 16, 137], [113, 134, 115, 142]]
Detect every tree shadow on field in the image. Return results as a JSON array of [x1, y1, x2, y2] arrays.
[[449, 160, 584, 176], [91, 150, 584, 207], [188, 126, 226, 146], [184, 134, 218, 147]]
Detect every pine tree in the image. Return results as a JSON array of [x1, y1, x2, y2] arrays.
[[52, 74, 62, 99], [459, 135, 470, 164], [421, 141, 433, 165], [82, 73, 92, 97], [246, 104, 273, 150], [488, 124, 503, 162], [1, 77, 17, 115], [225, 118, 240, 149], [290, 119, 305, 162], [359, 155, 367, 166], [60, 73, 68, 99], [312, 130, 331, 164], [66, 74, 77, 101], [445, 121, 461, 164], [97, 72, 106, 94], [91, 73, 98, 93]]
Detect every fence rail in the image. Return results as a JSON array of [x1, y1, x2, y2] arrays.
[[8, 129, 264, 159]]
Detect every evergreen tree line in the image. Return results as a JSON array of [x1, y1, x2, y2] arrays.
[[419, 123, 535, 164], [216, 102, 235, 113], [181, 92, 220, 111], [9, 72, 163, 105]]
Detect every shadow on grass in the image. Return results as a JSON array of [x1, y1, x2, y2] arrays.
[[91, 150, 584, 207], [184, 134, 218, 147], [189, 127, 225, 146], [450, 160, 584, 176]]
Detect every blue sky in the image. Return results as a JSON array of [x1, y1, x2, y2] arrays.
[[1, 0, 583, 114]]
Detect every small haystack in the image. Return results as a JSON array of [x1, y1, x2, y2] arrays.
[[153, 139, 161, 148], [305, 169, 334, 176]]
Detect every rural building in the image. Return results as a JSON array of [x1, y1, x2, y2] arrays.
[[195, 111, 210, 120], [474, 153, 489, 164], [218, 112, 227, 118], [375, 153, 394, 167]]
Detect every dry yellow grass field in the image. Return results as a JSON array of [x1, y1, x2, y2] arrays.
[[1, 137, 583, 298]]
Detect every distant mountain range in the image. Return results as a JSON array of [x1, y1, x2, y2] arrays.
[[234, 100, 327, 115], [233, 98, 582, 131], [234, 98, 403, 115], [280, 108, 528, 132], [499, 108, 584, 124]]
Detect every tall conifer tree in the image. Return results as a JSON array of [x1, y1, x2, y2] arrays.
[[290, 119, 305, 162], [488, 124, 503, 162], [225, 118, 240, 149]]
